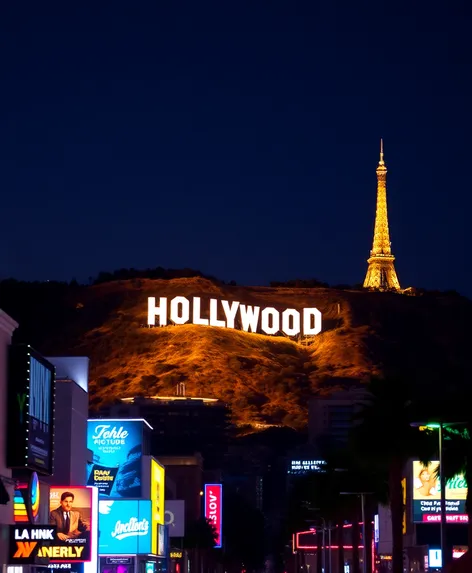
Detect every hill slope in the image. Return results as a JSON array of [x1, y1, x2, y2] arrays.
[[1, 277, 471, 428]]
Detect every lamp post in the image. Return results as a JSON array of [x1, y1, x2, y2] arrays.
[[340, 492, 373, 573]]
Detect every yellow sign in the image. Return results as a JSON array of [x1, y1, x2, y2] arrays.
[[401, 478, 407, 534], [151, 459, 166, 554], [170, 551, 183, 559]]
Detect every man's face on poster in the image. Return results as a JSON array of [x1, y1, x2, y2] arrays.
[[60, 496, 74, 511]]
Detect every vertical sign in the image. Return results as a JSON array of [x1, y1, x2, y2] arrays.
[[204, 484, 222, 548], [7, 344, 55, 475]]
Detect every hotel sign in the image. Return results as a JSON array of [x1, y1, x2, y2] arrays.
[[148, 296, 322, 337]]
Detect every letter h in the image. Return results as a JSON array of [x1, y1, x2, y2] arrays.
[[148, 297, 168, 326]]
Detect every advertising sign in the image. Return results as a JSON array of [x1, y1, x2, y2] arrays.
[[148, 295, 322, 337], [204, 484, 223, 548], [14, 472, 41, 523], [165, 500, 185, 537], [412, 461, 468, 523], [100, 557, 135, 573], [87, 419, 148, 498], [49, 487, 93, 561], [7, 345, 55, 475], [98, 499, 153, 555], [8, 524, 55, 564]]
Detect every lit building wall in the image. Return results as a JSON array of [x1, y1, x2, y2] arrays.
[[0, 309, 19, 567]]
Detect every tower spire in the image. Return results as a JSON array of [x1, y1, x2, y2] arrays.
[[363, 140, 401, 291]]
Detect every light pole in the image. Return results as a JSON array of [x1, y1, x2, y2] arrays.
[[340, 492, 373, 573], [411, 420, 465, 569]]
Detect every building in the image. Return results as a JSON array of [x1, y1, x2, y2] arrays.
[[308, 388, 368, 445], [44, 357, 91, 485], [98, 392, 232, 469], [0, 309, 18, 567]]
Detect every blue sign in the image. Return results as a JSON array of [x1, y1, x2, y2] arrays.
[[87, 420, 144, 498], [98, 500, 152, 555]]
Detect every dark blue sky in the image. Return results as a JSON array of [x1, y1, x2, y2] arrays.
[[0, 1, 470, 293]]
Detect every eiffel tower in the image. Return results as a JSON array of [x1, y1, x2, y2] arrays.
[[363, 140, 401, 291]]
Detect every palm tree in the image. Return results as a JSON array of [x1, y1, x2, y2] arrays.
[[349, 377, 436, 573], [184, 517, 218, 573]]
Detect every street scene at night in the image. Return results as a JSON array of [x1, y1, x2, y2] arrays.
[[0, 2, 470, 573]]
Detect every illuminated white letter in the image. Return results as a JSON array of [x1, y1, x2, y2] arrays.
[[261, 307, 280, 335], [210, 299, 226, 328], [192, 297, 209, 326], [281, 309, 300, 336], [148, 297, 168, 326], [240, 305, 260, 333], [170, 296, 190, 325], [303, 308, 322, 335], [221, 300, 240, 329]]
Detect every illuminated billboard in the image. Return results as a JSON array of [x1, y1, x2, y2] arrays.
[[13, 472, 40, 523], [150, 459, 165, 554], [148, 296, 322, 337], [412, 461, 468, 523], [165, 500, 185, 537], [7, 344, 55, 475], [98, 499, 154, 555], [49, 486, 95, 562], [87, 419, 150, 498], [204, 484, 222, 548]]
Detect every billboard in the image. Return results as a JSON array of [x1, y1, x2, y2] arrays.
[[204, 484, 222, 548], [49, 486, 94, 561], [8, 524, 55, 565], [165, 500, 185, 537], [87, 419, 149, 498], [98, 499, 154, 555], [7, 345, 55, 475], [412, 461, 468, 523]]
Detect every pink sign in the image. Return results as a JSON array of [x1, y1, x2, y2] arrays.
[[204, 484, 222, 548]]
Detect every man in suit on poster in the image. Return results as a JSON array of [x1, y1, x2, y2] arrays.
[[49, 491, 89, 541]]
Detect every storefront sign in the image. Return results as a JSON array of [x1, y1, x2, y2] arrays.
[[148, 296, 322, 337], [204, 484, 222, 548], [98, 499, 154, 555], [87, 419, 150, 498], [289, 459, 327, 474], [165, 500, 185, 537], [412, 461, 468, 523], [49, 487, 95, 562]]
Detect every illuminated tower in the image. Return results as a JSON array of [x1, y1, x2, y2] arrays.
[[363, 140, 401, 291]]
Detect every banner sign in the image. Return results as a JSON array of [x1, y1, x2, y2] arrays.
[[98, 499, 153, 555], [87, 419, 148, 498], [412, 461, 468, 523], [7, 345, 55, 475], [148, 296, 322, 337], [204, 484, 223, 548], [49, 487, 93, 561]]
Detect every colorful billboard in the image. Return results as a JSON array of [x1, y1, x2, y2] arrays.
[[13, 472, 40, 523], [7, 345, 55, 475], [204, 484, 223, 548], [49, 487, 94, 561], [150, 458, 165, 554], [98, 499, 153, 555], [8, 524, 55, 565], [412, 461, 468, 523], [87, 419, 149, 498]]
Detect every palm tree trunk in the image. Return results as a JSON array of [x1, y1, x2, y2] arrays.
[[389, 458, 404, 573]]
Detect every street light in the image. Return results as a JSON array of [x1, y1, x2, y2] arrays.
[[340, 491, 373, 573], [411, 421, 465, 569]]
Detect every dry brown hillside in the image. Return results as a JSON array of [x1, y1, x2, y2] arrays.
[[2, 277, 471, 429]]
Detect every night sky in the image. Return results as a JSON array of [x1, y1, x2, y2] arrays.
[[0, 2, 470, 294]]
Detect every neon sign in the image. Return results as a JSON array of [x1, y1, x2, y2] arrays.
[[204, 484, 222, 548], [148, 296, 322, 337]]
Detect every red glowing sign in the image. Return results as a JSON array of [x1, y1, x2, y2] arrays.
[[204, 484, 222, 548]]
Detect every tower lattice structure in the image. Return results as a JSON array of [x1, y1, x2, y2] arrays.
[[363, 140, 401, 291]]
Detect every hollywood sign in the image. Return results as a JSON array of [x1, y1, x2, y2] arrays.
[[147, 296, 322, 337]]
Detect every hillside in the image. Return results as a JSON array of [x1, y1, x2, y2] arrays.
[[1, 277, 471, 428]]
